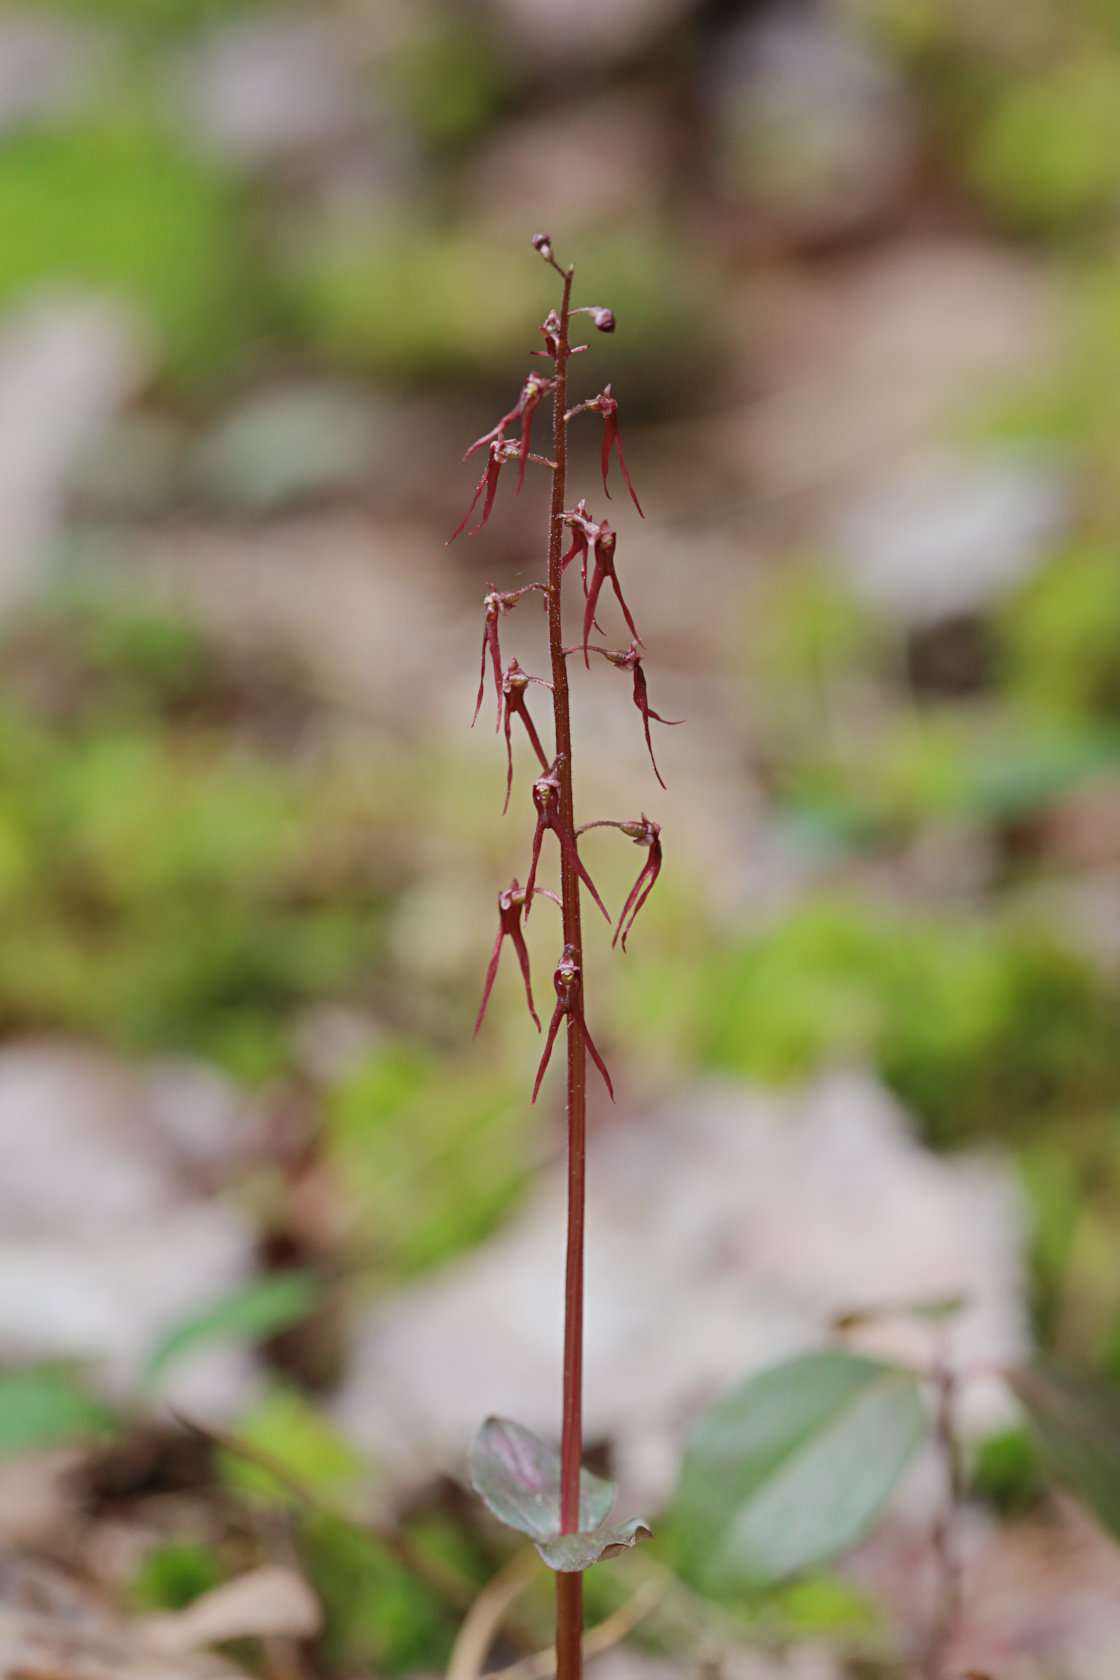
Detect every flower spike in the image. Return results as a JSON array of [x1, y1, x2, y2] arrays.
[[532, 944, 614, 1104], [474, 878, 560, 1037], [448, 439, 520, 543], [502, 658, 552, 814], [582, 641, 682, 789], [582, 521, 640, 667], [524, 757, 611, 924]]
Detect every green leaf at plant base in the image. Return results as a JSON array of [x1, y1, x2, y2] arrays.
[[670, 1352, 925, 1594], [469, 1417, 614, 1541], [0, 1367, 114, 1457], [144, 1270, 320, 1383], [1007, 1362, 1120, 1538]]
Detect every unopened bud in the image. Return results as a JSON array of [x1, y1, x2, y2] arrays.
[[532, 233, 553, 261], [590, 307, 615, 333]]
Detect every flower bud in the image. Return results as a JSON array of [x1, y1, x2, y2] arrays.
[[532, 233, 553, 261], [590, 307, 615, 333]]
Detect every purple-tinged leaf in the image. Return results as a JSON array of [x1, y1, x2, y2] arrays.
[[469, 1417, 614, 1541], [536, 1517, 653, 1573]]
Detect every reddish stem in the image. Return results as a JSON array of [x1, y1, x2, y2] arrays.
[[556, 1574, 583, 1680], [548, 266, 586, 1680]]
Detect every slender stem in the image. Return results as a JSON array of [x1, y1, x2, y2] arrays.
[[548, 266, 586, 1680], [924, 1338, 963, 1679], [555, 1573, 584, 1680]]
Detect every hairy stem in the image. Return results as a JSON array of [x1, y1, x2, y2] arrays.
[[548, 267, 586, 1680]]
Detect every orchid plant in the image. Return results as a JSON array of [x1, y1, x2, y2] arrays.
[[450, 236, 666, 1680]]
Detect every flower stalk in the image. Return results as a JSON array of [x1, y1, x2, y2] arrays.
[[458, 237, 674, 1680]]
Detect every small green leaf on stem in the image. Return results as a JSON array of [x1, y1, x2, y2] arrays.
[[469, 1417, 613, 1541], [536, 1518, 653, 1573]]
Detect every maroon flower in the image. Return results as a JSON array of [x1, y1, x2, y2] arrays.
[[473, 586, 548, 732], [475, 878, 560, 1036], [532, 945, 614, 1104], [465, 373, 557, 496], [612, 817, 662, 951], [448, 439, 520, 543], [524, 758, 611, 924], [582, 522, 640, 667], [502, 659, 552, 813], [583, 641, 682, 789]]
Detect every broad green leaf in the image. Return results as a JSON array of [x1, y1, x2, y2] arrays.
[[469, 1417, 614, 1541], [0, 1367, 113, 1457], [1007, 1363, 1120, 1537], [536, 1518, 653, 1573], [144, 1271, 319, 1382], [670, 1353, 925, 1592]]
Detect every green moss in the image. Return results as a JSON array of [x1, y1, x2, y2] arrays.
[[327, 1046, 529, 1280], [0, 122, 254, 380], [968, 1428, 1046, 1514], [693, 901, 1120, 1147], [999, 544, 1120, 723], [221, 1384, 365, 1503], [286, 221, 717, 395], [0, 601, 392, 1080], [385, 15, 512, 152], [130, 1542, 225, 1612], [302, 1512, 462, 1675], [30, 0, 269, 40], [968, 59, 1120, 234]]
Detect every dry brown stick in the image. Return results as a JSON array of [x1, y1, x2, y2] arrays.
[[445, 1549, 543, 1680], [488, 1581, 662, 1680], [173, 1412, 495, 1629]]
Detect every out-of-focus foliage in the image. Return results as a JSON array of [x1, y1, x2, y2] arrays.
[[144, 1271, 320, 1383], [130, 1542, 225, 1612], [670, 1352, 924, 1594], [303, 1512, 468, 1676], [220, 1384, 365, 1504], [0, 1365, 114, 1456], [968, 1426, 1047, 1515], [1000, 545, 1120, 722], [0, 599, 399, 1081], [0, 123, 254, 380], [385, 13, 513, 153], [36, 0, 269, 36], [625, 900, 1120, 1150], [327, 1045, 529, 1280], [287, 221, 717, 394]]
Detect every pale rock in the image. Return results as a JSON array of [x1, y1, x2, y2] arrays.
[[487, 0, 689, 64], [0, 295, 148, 611], [712, 4, 915, 239], [176, 17, 367, 163], [0, 16, 103, 133], [335, 1069, 1028, 1518], [834, 452, 1068, 626], [0, 1045, 257, 1414]]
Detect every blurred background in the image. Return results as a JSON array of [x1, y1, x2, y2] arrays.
[[3, 0, 1120, 1674]]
